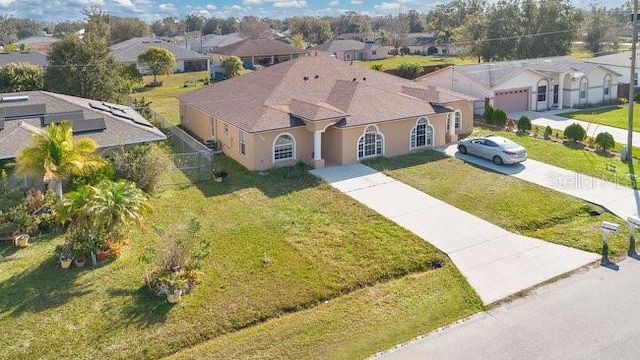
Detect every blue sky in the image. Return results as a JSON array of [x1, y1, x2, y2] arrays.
[[0, 0, 628, 22]]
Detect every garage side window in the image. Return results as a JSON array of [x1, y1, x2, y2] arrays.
[[273, 133, 295, 162]]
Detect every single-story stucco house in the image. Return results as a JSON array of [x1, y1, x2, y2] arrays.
[[177, 56, 475, 171], [211, 38, 308, 68], [586, 51, 636, 85], [309, 40, 391, 61], [0, 91, 166, 161], [110, 37, 210, 74], [418, 56, 621, 114]]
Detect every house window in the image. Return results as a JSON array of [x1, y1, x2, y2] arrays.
[[604, 75, 612, 96], [446, 111, 462, 131], [210, 117, 215, 137], [224, 123, 229, 133], [273, 133, 295, 161], [635, 72, 639, 86], [579, 78, 588, 100], [239, 130, 246, 155], [372, 51, 377, 55], [537, 85, 547, 102], [358, 125, 383, 159], [411, 118, 434, 149]]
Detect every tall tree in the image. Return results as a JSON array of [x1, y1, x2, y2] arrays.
[[480, 0, 522, 61], [0, 63, 44, 92], [335, 11, 372, 34], [16, 122, 104, 198], [137, 46, 176, 84], [110, 17, 150, 44], [407, 10, 426, 33], [436, 26, 454, 55], [391, 12, 409, 55], [222, 56, 243, 78], [455, 13, 486, 63], [184, 14, 205, 32], [585, 5, 616, 55], [53, 20, 85, 37], [238, 16, 271, 38], [292, 33, 305, 49]]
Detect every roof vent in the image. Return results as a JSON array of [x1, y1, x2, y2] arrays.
[[314, 74, 319, 79], [363, 77, 366, 81], [352, 78, 357, 82], [303, 76, 309, 81], [1, 95, 29, 103]]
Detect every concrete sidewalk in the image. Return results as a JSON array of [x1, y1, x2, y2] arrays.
[[508, 110, 640, 147], [376, 258, 640, 360], [440, 145, 640, 219], [310, 164, 598, 305]]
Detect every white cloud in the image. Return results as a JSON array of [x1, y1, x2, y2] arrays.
[[158, 2, 176, 10], [113, 0, 141, 12], [205, 4, 217, 9], [243, 0, 263, 4], [374, 1, 400, 10], [350, 0, 362, 3], [273, 0, 306, 8], [0, 0, 16, 6], [328, 0, 338, 5]]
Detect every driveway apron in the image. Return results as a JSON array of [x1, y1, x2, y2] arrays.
[[310, 164, 599, 305]]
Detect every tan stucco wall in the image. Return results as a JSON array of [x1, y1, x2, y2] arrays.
[[249, 127, 313, 171], [180, 102, 215, 141]]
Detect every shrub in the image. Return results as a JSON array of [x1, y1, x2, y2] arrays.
[[492, 108, 507, 127], [619, 97, 628, 105], [595, 132, 615, 151], [483, 105, 494, 124], [6, 189, 58, 236], [68, 161, 115, 191], [635, 93, 640, 104], [506, 118, 516, 131], [112, 144, 171, 194], [517, 115, 532, 132], [397, 62, 423, 79], [544, 125, 553, 139], [564, 123, 587, 142], [370, 64, 384, 71]]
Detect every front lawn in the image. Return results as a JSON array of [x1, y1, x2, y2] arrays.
[[364, 151, 628, 256], [472, 127, 639, 188], [559, 105, 640, 133], [0, 154, 481, 359]]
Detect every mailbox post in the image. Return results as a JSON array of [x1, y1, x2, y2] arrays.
[[601, 221, 620, 266], [627, 216, 640, 256]]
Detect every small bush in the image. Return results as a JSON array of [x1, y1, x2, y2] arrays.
[[619, 97, 628, 105], [544, 125, 553, 139], [397, 62, 423, 79], [564, 123, 587, 142], [635, 93, 640, 104], [370, 64, 384, 71], [483, 105, 494, 124], [112, 144, 171, 194], [595, 132, 615, 151], [492, 108, 507, 127], [5, 189, 58, 236], [68, 161, 115, 191], [517, 115, 532, 132]]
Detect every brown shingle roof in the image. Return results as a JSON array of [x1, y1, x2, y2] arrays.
[[177, 56, 474, 133], [212, 38, 308, 57]]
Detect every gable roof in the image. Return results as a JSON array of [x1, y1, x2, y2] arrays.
[[177, 56, 476, 133], [212, 38, 308, 57], [0, 91, 166, 160], [586, 51, 635, 68], [405, 32, 437, 47], [110, 37, 209, 63], [180, 32, 246, 49], [0, 51, 48, 67], [440, 56, 619, 88], [310, 39, 376, 52]]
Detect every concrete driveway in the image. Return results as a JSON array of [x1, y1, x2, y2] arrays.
[[508, 109, 640, 147], [311, 164, 598, 305], [376, 258, 640, 360], [440, 144, 640, 219]]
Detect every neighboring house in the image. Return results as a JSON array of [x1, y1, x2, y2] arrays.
[[212, 38, 308, 67], [0, 51, 49, 68], [110, 37, 210, 74], [16, 35, 59, 53], [586, 51, 636, 85], [177, 56, 475, 171], [0, 91, 166, 160], [178, 32, 246, 53], [418, 56, 621, 114], [404, 32, 438, 54], [309, 40, 391, 61]]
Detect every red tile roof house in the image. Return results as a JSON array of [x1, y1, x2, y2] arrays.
[[177, 57, 475, 171]]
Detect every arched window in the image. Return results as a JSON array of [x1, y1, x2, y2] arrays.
[[603, 74, 612, 97], [579, 77, 588, 102], [358, 125, 383, 159], [411, 118, 434, 149], [446, 111, 462, 132], [273, 133, 295, 162]]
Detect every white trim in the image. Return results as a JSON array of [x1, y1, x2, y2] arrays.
[[272, 132, 296, 163], [411, 117, 434, 150], [357, 125, 384, 160], [239, 130, 246, 156]]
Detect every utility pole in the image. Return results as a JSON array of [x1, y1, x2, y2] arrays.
[[628, 0, 638, 161]]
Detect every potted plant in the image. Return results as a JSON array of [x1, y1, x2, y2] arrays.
[[60, 253, 73, 270], [72, 240, 92, 268], [14, 234, 30, 248], [157, 272, 187, 303], [213, 169, 228, 182]]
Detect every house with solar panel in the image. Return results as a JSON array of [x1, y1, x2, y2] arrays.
[[0, 91, 166, 162]]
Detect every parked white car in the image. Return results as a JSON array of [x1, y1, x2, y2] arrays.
[[457, 135, 527, 165]]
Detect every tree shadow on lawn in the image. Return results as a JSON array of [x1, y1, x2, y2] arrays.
[[0, 256, 92, 317], [106, 286, 171, 327], [194, 156, 322, 199]]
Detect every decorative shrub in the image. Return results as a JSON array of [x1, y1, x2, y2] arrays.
[[619, 97, 628, 105], [544, 125, 553, 139], [492, 108, 508, 127], [564, 123, 587, 142], [397, 62, 423, 79], [112, 144, 171, 194], [517, 116, 532, 132], [634, 93, 640, 104], [68, 161, 115, 191], [370, 64, 384, 71], [5, 189, 58, 236], [483, 105, 494, 124], [595, 132, 615, 151]]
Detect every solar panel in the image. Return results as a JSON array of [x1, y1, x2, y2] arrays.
[[89, 102, 111, 112], [102, 102, 127, 113], [2, 103, 46, 119], [42, 110, 85, 125], [111, 111, 154, 128], [0, 117, 4, 131], [71, 118, 106, 133]]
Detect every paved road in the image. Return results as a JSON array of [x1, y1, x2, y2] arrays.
[[508, 110, 640, 147], [440, 144, 640, 219], [310, 164, 598, 305], [375, 258, 640, 360]]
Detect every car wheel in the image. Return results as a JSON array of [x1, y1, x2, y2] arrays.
[[493, 156, 504, 165], [458, 145, 467, 154]]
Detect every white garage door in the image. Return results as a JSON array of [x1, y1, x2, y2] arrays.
[[494, 88, 529, 112]]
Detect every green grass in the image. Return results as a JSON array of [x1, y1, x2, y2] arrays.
[[558, 105, 640, 133], [0, 154, 481, 359], [131, 71, 210, 125], [354, 55, 477, 71], [170, 264, 480, 359], [364, 150, 629, 256], [471, 127, 638, 188]]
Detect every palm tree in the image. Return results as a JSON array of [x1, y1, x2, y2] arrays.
[[16, 121, 104, 198], [436, 27, 454, 58]]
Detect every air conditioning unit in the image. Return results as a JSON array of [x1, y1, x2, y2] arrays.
[[204, 140, 218, 150]]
